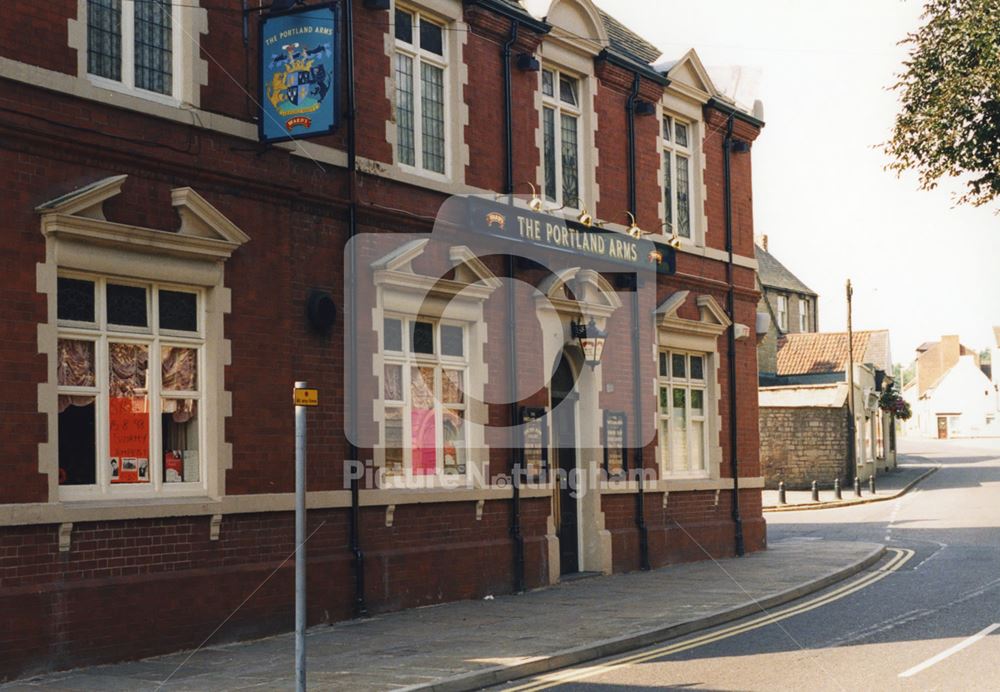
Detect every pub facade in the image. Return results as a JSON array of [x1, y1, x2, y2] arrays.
[[0, 0, 765, 679]]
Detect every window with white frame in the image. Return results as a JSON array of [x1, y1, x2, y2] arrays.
[[87, 0, 175, 97], [798, 297, 810, 332], [658, 350, 709, 475], [662, 114, 693, 238], [394, 7, 447, 175], [57, 274, 203, 491], [381, 316, 467, 477], [541, 67, 581, 209], [775, 294, 788, 331]]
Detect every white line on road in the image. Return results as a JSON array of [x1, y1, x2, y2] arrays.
[[898, 623, 1000, 678]]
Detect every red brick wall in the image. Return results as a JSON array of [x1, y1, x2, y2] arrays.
[[0, 0, 77, 74]]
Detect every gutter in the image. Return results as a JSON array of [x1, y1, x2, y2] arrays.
[[345, 0, 368, 616], [464, 0, 549, 34], [708, 97, 765, 129], [626, 72, 650, 571], [723, 115, 745, 557], [501, 18, 526, 594]]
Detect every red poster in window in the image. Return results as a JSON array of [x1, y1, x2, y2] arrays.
[[109, 396, 149, 484], [411, 408, 436, 475]]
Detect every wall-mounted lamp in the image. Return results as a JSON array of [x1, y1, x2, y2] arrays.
[[625, 211, 645, 238], [307, 289, 337, 334], [576, 207, 593, 227], [517, 53, 540, 72], [526, 182, 543, 212], [633, 100, 656, 116], [572, 317, 607, 370]]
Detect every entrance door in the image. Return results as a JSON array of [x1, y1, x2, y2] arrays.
[[551, 353, 579, 575], [937, 416, 948, 439]]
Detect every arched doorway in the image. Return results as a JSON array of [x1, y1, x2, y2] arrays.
[[551, 350, 580, 574]]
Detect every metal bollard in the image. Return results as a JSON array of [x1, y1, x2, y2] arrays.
[[854, 477, 862, 497], [869, 474, 876, 495], [811, 480, 819, 502], [778, 481, 786, 505], [834, 477, 842, 500]]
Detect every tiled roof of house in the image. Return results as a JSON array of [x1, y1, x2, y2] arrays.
[[755, 244, 816, 296], [776, 330, 891, 376]]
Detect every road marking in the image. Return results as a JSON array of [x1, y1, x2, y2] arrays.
[[898, 623, 1000, 678], [507, 548, 914, 691]]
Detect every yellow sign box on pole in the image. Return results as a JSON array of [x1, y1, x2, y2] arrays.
[[293, 388, 319, 407]]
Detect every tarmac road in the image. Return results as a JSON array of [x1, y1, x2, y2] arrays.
[[494, 437, 1000, 691]]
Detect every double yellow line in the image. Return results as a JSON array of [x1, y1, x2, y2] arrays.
[[507, 547, 914, 691]]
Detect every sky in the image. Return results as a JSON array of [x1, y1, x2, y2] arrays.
[[599, 0, 1000, 364]]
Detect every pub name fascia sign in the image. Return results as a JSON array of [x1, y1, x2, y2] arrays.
[[469, 198, 675, 274]]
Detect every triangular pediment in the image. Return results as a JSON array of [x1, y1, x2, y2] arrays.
[[37, 175, 250, 261], [665, 49, 717, 101], [449, 246, 502, 289], [171, 188, 251, 244], [656, 291, 730, 336], [34, 175, 127, 220]]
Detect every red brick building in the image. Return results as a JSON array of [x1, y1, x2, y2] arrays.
[[0, 0, 766, 679]]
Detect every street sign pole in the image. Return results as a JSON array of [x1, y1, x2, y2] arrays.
[[294, 380, 308, 692]]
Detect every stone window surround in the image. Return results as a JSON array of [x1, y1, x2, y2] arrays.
[[656, 98, 708, 249], [68, 0, 208, 108], [653, 291, 729, 483], [370, 240, 500, 488], [534, 41, 599, 217], [35, 175, 248, 505], [385, 0, 470, 187]]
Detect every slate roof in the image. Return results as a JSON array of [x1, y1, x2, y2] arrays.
[[755, 243, 816, 296], [501, 1, 663, 66], [776, 330, 891, 376], [595, 8, 662, 64]]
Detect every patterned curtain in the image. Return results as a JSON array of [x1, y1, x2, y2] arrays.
[[58, 340, 96, 412], [110, 343, 149, 398]]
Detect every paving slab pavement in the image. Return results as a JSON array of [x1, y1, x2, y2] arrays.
[[3, 539, 884, 692], [762, 459, 938, 511]]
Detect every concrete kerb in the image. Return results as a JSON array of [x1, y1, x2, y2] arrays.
[[405, 544, 887, 692], [762, 466, 939, 513]]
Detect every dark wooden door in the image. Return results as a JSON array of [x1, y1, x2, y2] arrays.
[[552, 354, 579, 575]]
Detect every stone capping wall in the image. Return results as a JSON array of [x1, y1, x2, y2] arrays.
[[759, 406, 849, 489]]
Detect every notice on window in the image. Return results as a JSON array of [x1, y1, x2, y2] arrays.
[[520, 408, 547, 481], [110, 396, 149, 484], [605, 411, 627, 479]]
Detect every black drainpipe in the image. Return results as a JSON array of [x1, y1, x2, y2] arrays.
[[626, 73, 650, 571], [345, 0, 368, 615], [723, 115, 745, 557], [502, 20, 525, 593]]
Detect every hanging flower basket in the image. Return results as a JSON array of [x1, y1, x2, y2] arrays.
[[879, 387, 912, 421]]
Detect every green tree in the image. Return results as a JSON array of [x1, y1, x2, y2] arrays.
[[885, 0, 1000, 206]]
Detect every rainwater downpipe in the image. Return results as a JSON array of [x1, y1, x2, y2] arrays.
[[723, 116, 745, 557], [626, 73, 650, 571], [502, 19, 526, 593], [345, 0, 368, 615]]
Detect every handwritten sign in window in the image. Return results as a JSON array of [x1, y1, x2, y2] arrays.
[[109, 396, 149, 483]]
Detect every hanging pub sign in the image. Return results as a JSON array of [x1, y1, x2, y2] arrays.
[[466, 198, 676, 275], [259, 3, 338, 143], [603, 410, 627, 479]]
